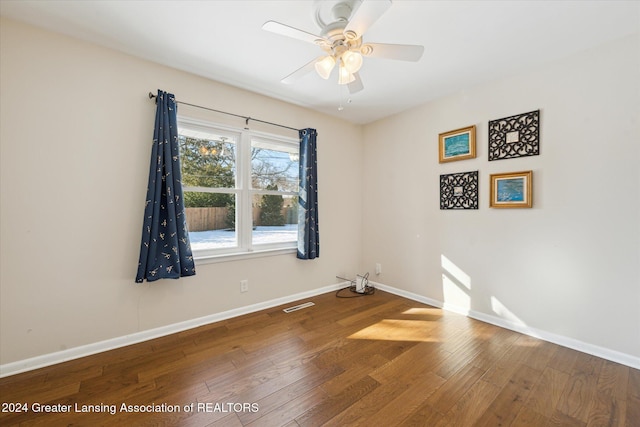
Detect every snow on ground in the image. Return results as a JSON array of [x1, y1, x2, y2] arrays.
[[189, 224, 297, 250]]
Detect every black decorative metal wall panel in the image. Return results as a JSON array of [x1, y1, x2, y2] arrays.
[[440, 171, 478, 210], [488, 110, 540, 161]]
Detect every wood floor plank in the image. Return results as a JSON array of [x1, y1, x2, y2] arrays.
[[548, 345, 581, 374], [521, 339, 561, 372], [310, 336, 379, 370], [582, 360, 632, 427], [224, 363, 323, 405], [200, 358, 285, 402], [425, 362, 486, 414], [473, 364, 540, 427], [237, 364, 343, 425], [206, 413, 244, 427], [557, 354, 603, 423], [244, 386, 328, 427], [294, 375, 380, 426], [627, 367, 640, 399], [320, 380, 413, 427], [367, 371, 445, 426], [549, 408, 588, 427], [480, 350, 527, 389], [625, 394, 639, 427], [510, 405, 550, 427], [557, 369, 599, 424], [336, 299, 407, 327], [369, 341, 443, 384], [319, 362, 443, 427], [436, 379, 500, 427], [586, 390, 627, 427], [320, 353, 388, 396], [468, 328, 521, 372], [150, 356, 236, 391], [398, 403, 445, 427], [595, 361, 629, 401], [523, 366, 570, 419], [0, 289, 632, 427], [433, 339, 484, 380]]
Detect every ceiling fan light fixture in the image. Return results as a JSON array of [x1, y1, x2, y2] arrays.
[[338, 63, 355, 85], [315, 55, 336, 79], [341, 50, 363, 73]]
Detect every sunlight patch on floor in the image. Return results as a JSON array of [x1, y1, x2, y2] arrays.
[[402, 307, 442, 316], [348, 319, 440, 342]]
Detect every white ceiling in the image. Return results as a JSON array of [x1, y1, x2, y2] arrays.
[[1, 0, 638, 124]]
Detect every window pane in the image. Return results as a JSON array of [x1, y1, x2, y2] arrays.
[[252, 193, 298, 245], [179, 132, 236, 189], [251, 139, 298, 191], [184, 192, 237, 250]]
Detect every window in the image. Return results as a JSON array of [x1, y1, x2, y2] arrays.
[[178, 117, 299, 260]]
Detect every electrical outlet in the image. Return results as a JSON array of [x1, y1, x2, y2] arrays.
[[375, 263, 382, 275], [240, 280, 248, 293]]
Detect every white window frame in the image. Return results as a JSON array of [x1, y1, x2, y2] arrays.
[[178, 116, 299, 263]]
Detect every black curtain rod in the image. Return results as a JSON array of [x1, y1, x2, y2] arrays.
[[148, 92, 299, 132]]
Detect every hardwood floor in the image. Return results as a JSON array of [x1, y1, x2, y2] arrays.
[[1, 290, 638, 426]]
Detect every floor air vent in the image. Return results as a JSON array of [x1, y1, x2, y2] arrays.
[[283, 302, 315, 313]]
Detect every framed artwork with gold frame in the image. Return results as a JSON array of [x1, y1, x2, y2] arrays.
[[439, 125, 476, 163], [490, 170, 533, 208]]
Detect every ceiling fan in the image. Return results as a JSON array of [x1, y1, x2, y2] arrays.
[[262, 0, 424, 94]]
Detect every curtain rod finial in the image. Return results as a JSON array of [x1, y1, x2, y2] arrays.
[[148, 92, 155, 99]]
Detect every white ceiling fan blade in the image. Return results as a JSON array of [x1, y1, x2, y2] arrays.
[[348, 72, 364, 94], [344, 0, 392, 40], [262, 21, 326, 45], [361, 43, 424, 61], [281, 57, 323, 84]]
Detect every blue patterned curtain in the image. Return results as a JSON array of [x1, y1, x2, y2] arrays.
[[135, 90, 196, 282], [297, 128, 319, 259]]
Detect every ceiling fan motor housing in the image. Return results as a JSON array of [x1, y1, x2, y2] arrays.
[[313, 0, 359, 28], [319, 23, 362, 55]]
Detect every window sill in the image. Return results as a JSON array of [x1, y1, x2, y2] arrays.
[[193, 247, 297, 265]]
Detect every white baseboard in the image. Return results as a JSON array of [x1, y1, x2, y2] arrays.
[[372, 281, 640, 370], [0, 282, 348, 378]]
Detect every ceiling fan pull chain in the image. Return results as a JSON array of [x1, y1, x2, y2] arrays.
[[338, 84, 344, 111], [338, 83, 352, 112]]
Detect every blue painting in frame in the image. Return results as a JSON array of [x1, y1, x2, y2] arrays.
[[439, 125, 476, 163], [490, 171, 533, 208]]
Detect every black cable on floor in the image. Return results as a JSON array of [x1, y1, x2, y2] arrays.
[[335, 273, 375, 298]]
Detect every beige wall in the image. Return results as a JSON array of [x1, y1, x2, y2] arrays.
[[0, 18, 363, 365], [361, 34, 640, 361]]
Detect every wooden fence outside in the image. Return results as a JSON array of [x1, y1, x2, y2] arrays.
[[185, 207, 297, 232], [185, 207, 230, 232]]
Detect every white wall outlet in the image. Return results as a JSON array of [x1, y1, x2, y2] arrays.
[[375, 263, 382, 275], [240, 279, 248, 293]]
